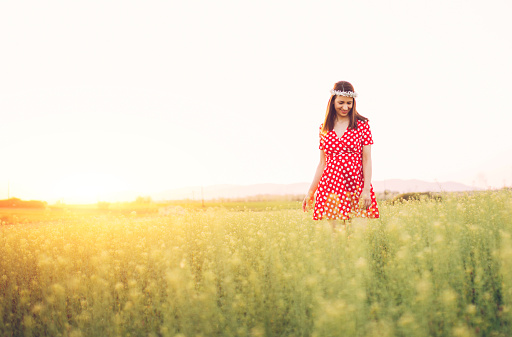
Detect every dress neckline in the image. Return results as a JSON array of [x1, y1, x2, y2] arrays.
[[332, 128, 348, 141]]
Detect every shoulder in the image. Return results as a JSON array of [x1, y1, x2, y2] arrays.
[[356, 119, 369, 129]]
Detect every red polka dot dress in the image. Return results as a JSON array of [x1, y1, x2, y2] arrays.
[[313, 120, 379, 220]]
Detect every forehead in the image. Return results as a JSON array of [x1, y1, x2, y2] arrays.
[[334, 96, 354, 102]]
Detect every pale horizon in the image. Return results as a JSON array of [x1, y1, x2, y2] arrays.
[[2, 178, 503, 205], [2, 0, 511, 204]]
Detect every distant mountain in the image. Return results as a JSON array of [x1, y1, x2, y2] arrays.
[[371, 179, 481, 193], [153, 179, 481, 201]]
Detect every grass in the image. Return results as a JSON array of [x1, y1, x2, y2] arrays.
[[1, 189, 511, 336], [0, 200, 302, 225]]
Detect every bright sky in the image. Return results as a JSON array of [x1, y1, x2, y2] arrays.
[[1, 0, 511, 203]]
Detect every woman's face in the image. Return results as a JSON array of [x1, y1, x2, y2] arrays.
[[333, 96, 353, 118]]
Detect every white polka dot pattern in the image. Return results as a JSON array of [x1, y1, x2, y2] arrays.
[[314, 120, 379, 220]]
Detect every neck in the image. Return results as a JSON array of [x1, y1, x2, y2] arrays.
[[336, 115, 350, 124]]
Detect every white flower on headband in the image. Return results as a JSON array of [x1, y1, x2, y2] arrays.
[[330, 89, 358, 98]]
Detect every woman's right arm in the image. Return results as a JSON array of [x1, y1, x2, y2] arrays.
[[302, 150, 326, 212]]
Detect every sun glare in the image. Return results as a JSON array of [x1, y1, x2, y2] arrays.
[[51, 173, 127, 204]]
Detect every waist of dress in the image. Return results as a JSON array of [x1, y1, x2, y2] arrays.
[[326, 151, 360, 158]]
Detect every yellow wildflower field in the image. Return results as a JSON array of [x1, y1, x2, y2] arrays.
[[1, 190, 511, 336]]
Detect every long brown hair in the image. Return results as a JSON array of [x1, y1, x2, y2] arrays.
[[321, 81, 368, 134]]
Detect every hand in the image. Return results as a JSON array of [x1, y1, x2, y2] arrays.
[[302, 191, 315, 212], [360, 188, 372, 209]]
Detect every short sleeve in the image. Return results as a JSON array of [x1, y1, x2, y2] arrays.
[[319, 124, 325, 151], [361, 121, 374, 146]]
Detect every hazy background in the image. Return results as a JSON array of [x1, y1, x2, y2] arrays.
[[1, 0, 511, 203]]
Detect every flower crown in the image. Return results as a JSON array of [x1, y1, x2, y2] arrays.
[[330, 89, 358, 98]]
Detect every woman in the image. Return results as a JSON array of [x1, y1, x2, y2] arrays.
[[303, 81, 379, 225]]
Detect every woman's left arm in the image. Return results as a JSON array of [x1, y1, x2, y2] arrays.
[[361, 145, 372, 209]]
